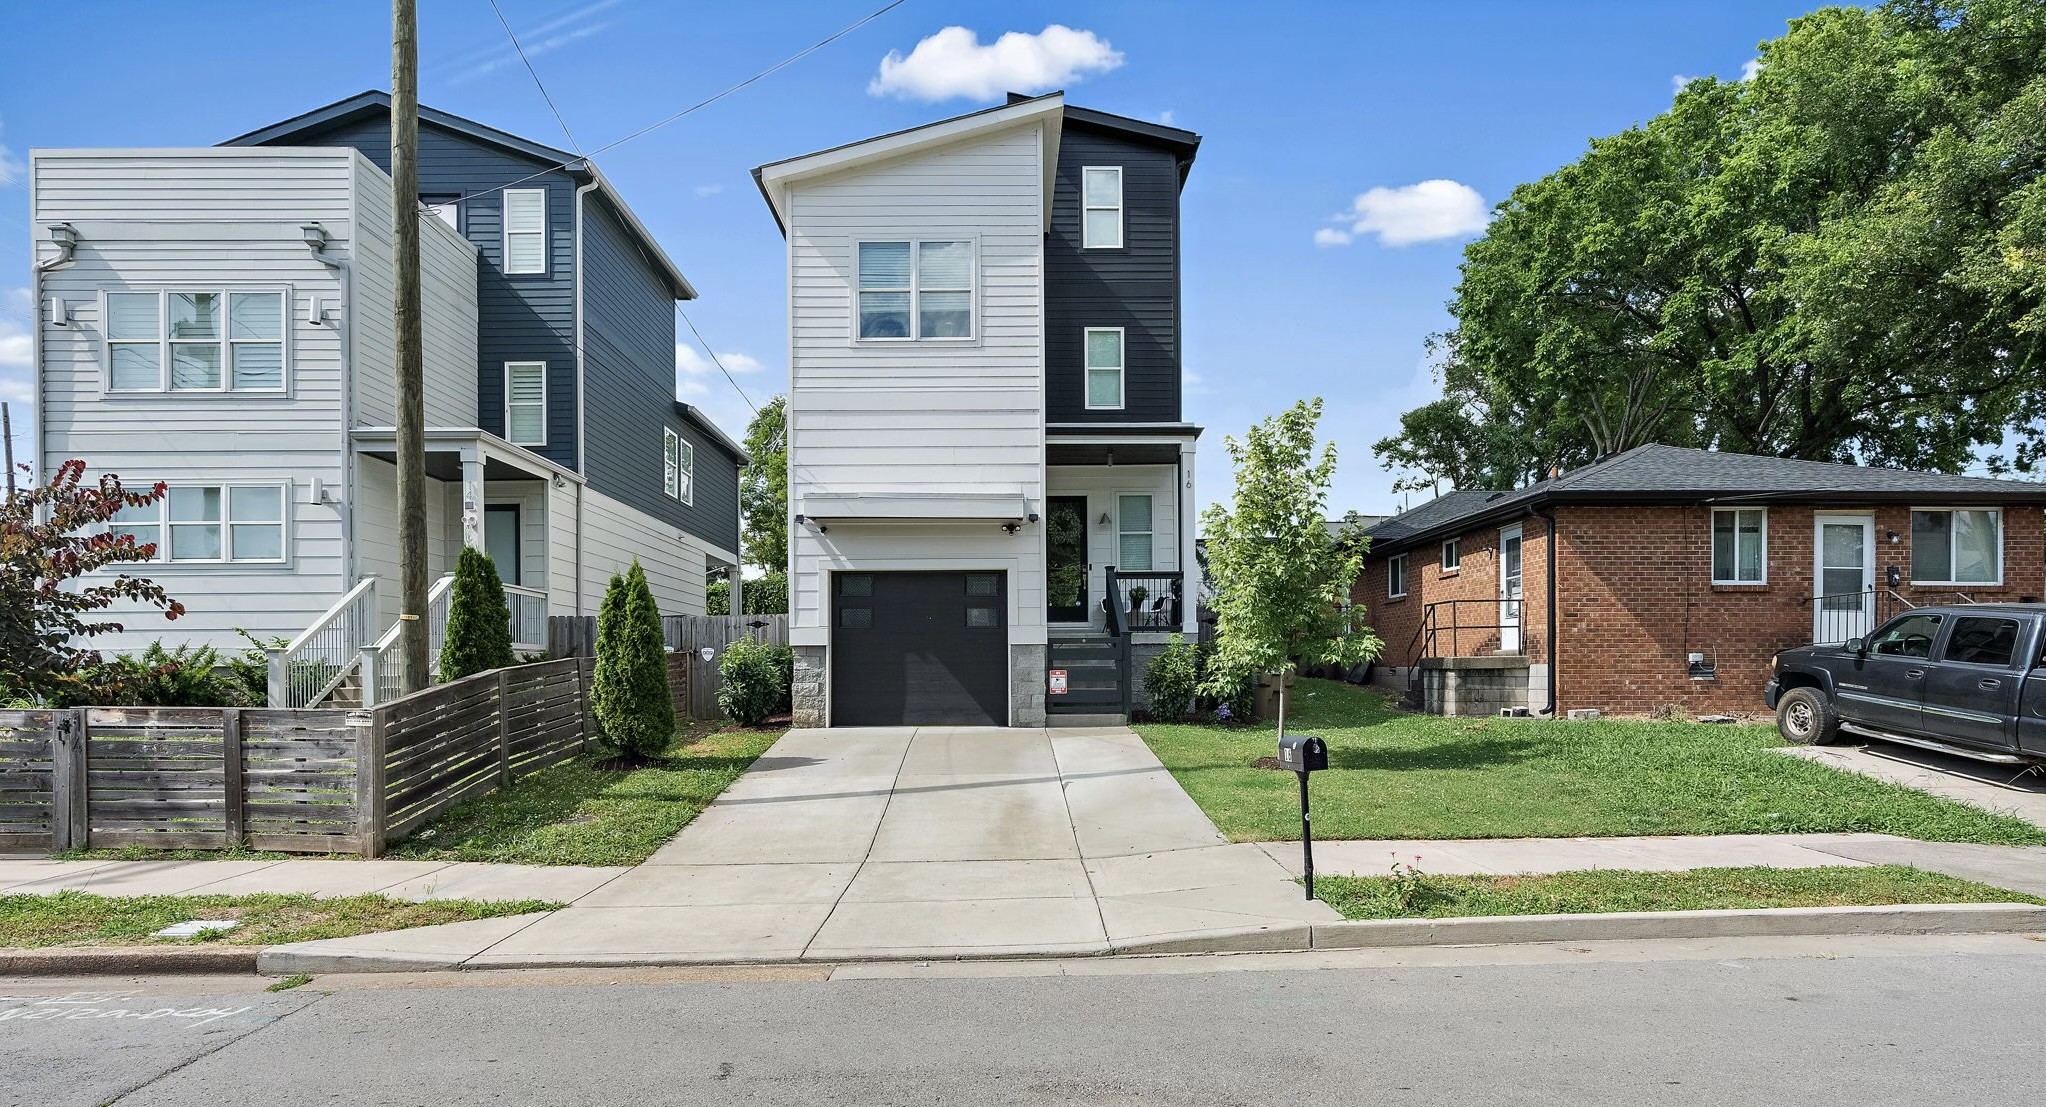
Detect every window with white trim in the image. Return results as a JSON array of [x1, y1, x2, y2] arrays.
[[505, 362, 547, 446], [1710, 507, 1767, 584], [1116, 494, 1153, 571], [1081, 166, 1123, 248], [855, 239, 974, 340], [104, 290, 286, 393], [502, 189, 548, 274], [1441, 538, 1460, 572], [1388, 554, 1408, 599], [109, 483, 287, 563], [1912, 508, 2001, 584], [1085, 327, 1124, 409], [663, 427, 694, 505]]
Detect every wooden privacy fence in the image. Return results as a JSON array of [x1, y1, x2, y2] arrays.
[[549, 613, 789, 721], [0, 657, 598, 858]]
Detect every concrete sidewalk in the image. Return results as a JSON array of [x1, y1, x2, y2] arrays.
[[268, 726, 1339, 970]]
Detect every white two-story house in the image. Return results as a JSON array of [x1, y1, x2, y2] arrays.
[[754, 93, 1203, 727]]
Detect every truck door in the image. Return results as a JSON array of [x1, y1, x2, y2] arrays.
[[1837, 612, 1945, 735], [2020, 625, 2046, 760], [1921, 614, 2025, 753]]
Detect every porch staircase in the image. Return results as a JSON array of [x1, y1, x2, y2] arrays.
[[1046, 632, 1128, 727]]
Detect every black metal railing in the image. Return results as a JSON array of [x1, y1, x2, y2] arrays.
[[1807, 589, 1898, 646], [1409, 599, 1516, 661], [1104, 568, 1183, 632]]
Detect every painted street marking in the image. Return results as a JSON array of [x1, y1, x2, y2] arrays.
[[0, 991, 257, 1029]]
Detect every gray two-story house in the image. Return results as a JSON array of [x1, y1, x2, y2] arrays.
[[754, 92, 1201, 727], [31, 92, 743, 703]]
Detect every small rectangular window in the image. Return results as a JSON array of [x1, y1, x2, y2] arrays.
[[1081, 166, 1123, 249], [1116, 495, 1153, 571], [1441, 539, 1460, 572], [964, 573, 1000, 597], [1911, 509, 2001, 584], [839, 607, 873, 629], [1388, 554, 1408, 599], [421, 195, 460, 230], [673, 434, 694, 505], [965, 606, 998, 629], [839, 574, 873, 598], [502, 189, 548, 274], [856, 239, 974, 341], [1711, 507, 1767, 584], [1085, 328, 1124, 410], [505, 362, 547, 446]]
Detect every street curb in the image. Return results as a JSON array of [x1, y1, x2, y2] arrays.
[[0, 946, 263, 977], [250, 902, 2046, 974]]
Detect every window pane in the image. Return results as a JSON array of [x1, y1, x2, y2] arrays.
[[504, 190, 546, 233], [508, 406, 544, 443], [918, 290, 972, 338], [505, 232, 544, 273], [1084, 208, 1122, 248], [839, 574, 873, 598], [232, 343, 283, 390], [1085, 329, 1123, 368], [1083, 167, 1121, 207], [110, 345, 162, 390], [1953, 509, 1998, 582], [229, 292, 282, 340], [508, 364, 546, 402], [965, 573, 999, 597], [231, 523, 283, 561], [1945, 616, 2019, 667], [858, 291, 910, 339], [169, 293, 221, 339], [965, 606, 998, 628], [857, 242, 910, 288], [839, 607, 872, 629], [107, 293, 160, 340], [114, 524, 161, 553], [1118, 533, 1153, 570], [169, 343, 222, 389], [1870, 613, 1941, 658], [168, 486, 221, 521], [170, 524, 222, 560], [1911, 511, 1951, 582], [1711, 515, 1735, 580], [1087, 368, 1121, 407], [1737, 510, 1764, 581], [1118, 495, 1152, 532], [917, 240, 972, 288], [229, 485, 282, 521]]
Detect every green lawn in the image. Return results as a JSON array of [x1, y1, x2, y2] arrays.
[[0, 891, 559, 948], [384, 721, 784, 866], [1311, 864, 2043, 920], [1135, 679, 2046, 845]]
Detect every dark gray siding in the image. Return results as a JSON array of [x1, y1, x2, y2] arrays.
[[244, 118, 580, 470], [1045, 124, 1182, 424], [581, 197, 741, 555]]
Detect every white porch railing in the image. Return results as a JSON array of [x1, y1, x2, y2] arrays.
[[267, 577, 378, 709], [362, 573, 456, 707], [506, 583, 549, 651]]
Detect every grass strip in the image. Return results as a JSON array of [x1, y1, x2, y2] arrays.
[[0, 891, 560, 949]]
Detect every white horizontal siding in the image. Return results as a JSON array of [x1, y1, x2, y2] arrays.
[[574, 486, 709, 618], [349, 153, 480, 430], [784, 124, 1048, 645], [351, 456, 460, 632]]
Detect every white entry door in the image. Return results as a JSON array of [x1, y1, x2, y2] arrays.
[[1499, 524, 1524, 653], [1813, 515, 1876, 643]]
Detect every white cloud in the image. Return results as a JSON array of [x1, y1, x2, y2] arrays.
[[0, 116, 22, 187], [1317, 180, 1489, 248], [868, 25, 1123, 102], [1741, 58, 1762, 81], [447, 0, 624, 85], [1157, 110, 1175, 126], [693, 183, 724, 197], [1671, 74, 1694, 94]]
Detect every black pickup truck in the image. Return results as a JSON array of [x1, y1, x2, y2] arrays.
[[1767, 604, 2046, 766]]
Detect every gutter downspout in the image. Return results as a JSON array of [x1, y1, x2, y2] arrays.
[[305, 226, 354, 591], [1534, 504, 1559, 716], [573, 177, 599, 619]]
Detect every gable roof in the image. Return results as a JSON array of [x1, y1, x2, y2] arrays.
[[752, 92, 1067, 235], [675, 402, 748, 466], [221, 91, 695, 300], [1362, 444, 2046, 556]]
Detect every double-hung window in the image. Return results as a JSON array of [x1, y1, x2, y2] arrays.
[[855, 239, 974, 340], [1912, 508, 2001, 584], [104, 290, 286, 393], [111, 484, 287, 564], [1441, 538, 1460, 572], [1081, 166, 1123, 248], [1116, 494, 1153, 571], [1388, 554, 1408, 599], [1085, 328, 1124, 410], [502, 189, 548, 274], [505, 362, 547, 446], [1711, 507, 1767, 584], [663, 427, 693, 505]]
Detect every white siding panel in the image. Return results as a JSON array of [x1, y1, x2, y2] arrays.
[[784, 125, 1048, 646], [349, 154, 479, 430], [352, 456, 459, 632], [576, 486, 709, 618]]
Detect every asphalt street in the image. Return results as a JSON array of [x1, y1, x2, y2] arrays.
[[5, 935, 2044, 1106]]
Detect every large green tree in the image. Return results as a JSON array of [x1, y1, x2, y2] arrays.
[[740, 396, 788, 573], [1378, 0, 2046, 488]]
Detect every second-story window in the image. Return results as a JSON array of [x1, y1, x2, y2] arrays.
[[104, 290, 287, 394], [856, 239, 974, 341], [503, 189, 548, 274], [1082, 166, 1123, 249], [505, 362, 547, 446], [664, 427, 694, 505], [1084, 328, 1124, 410]]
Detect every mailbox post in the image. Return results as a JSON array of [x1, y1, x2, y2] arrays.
[[1276, 733, 1327, 899]]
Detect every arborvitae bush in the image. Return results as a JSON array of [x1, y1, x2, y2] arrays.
[[438, 546, 515, 683], [592, 561, 675, 760]]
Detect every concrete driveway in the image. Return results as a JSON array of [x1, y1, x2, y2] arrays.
[[278, 727, 1336, 969]]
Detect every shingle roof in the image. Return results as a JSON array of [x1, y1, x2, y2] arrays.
[[1361, 444, 2046, 555]]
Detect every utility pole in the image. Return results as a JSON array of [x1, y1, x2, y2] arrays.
[[392, 0, 430, 693]]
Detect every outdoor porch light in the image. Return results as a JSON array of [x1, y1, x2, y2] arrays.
[[1098, 512, 1111, 527]]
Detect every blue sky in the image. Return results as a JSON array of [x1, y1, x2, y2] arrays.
[[0, 0, 1820, 514]]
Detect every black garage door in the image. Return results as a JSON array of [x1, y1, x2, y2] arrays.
[[832, 571, 1008, 726]]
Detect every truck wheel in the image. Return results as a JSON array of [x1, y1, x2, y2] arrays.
[[1776, 686, 1841, 746]]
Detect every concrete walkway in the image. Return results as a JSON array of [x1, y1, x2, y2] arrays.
[[270, 726, 1340, 969]]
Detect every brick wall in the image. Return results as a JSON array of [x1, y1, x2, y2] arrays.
[[1553, 503, 2045, 717], [1357, 513, 1549, 670]]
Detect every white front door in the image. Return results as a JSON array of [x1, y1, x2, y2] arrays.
[[1813, 515, 1876, 643], [1499, 524, 1524, 654]]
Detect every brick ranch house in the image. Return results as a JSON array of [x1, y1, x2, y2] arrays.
[[1352, 444, 2046, 718]]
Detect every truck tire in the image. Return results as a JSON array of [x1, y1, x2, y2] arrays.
[[1776, 686, 1841, 746]]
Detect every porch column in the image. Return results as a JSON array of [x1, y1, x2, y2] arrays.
[[460, 449, 485, 550], [1179, 438, 1199, 635]]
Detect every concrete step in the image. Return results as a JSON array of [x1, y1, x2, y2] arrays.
[[1046, 712, 1128, 727]]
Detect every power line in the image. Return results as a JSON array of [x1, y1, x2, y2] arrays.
[[680, 306, 758, 416], [485, 0, 587, 157]]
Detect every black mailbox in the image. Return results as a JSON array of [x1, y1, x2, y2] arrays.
[[1277, 734, 1327, 773]]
